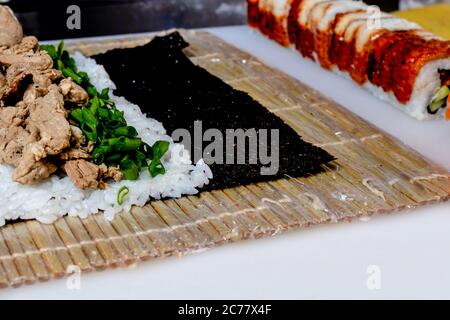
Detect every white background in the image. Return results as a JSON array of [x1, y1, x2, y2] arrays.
[[4, 26, 450, 299]]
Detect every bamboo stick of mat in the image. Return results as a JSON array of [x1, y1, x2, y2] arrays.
[[0, 29, 449, 288]]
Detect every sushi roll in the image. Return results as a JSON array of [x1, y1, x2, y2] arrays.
[[248, 0, 294, 46], [312, 1, 368, 69], [247, 0, 450, 120]]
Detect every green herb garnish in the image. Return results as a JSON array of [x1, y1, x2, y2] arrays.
[[117, 185, 130, 205], [42, 42, 170, 180], [149, 140, 170, 177]]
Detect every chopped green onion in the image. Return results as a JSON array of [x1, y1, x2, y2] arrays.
[[135, 151, 148, 168], [432, 85, 450, 103], [105, 119, 123, 129], [57, 60, 65, 71], [148, 141, 170, 177], [62, 68, 83, 85], [105, 153, 122, 165], [86, 85, 97, 97], [428, 99, 445, 114], [149, 158, 166, 177], [152, 140, 170, 159], [57, 41, 65, 57], [117, 186, 129, 205], [120, 157, 140, 180], [69, 108, 83, 123], [428, 85, 450, 114], [112, 126, 138, 138], [100, 88, 110, 99]]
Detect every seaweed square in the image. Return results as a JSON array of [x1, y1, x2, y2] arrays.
[[93, 32, 335, 191]]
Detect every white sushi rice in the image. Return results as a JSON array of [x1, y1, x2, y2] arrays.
[[0, 52, 213, 226]]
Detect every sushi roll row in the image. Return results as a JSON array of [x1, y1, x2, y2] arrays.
[[247, 0, 450, 120]]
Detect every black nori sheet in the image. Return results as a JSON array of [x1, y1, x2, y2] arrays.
[[93, 32, 334, 191]]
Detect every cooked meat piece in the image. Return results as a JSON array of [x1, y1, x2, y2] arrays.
[[0, 71, 31, 106], [13, 36, 39, 54], [0, 37, 56, 101], [65, 159, 102, 190], [0, 73, 6, 101], [59, 78, 88, 104], [31, 68, 62, 88], [59, 148, 90, 161], [0, 36, 39, 55], [0, 6, 23, 47], [0, 36, 52, 68], [70, 125, 86, 148], [26, 85, 71, 158], [22, 84, 48, 105], [2, 61, 57, 104], [0, 50, 53, 69], [0, 43, 60, 107], [0, 102, 32, 165], [12, 101, 29, 124], [0, 126, 32, 165], [106, 166, 123, 182], [0, 72, 5, 88], [0, 8, 97, 188], [84, 141, 95, 153], [12, 151, 57, 185], [65, 160, 124, 190], [0, 104, 27, 127], [99, 164, 123, 182]]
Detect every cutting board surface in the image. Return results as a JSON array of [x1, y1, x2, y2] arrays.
[[0, 29, 449, 289]]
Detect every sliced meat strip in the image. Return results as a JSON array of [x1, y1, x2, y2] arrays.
[[0, 50, 53, 70], [64, 160, 124, 190], [12, 152, 57, 185], [25, 84, 71, 159], [59, 148, 90, 161], [65, 159, 102, 190]]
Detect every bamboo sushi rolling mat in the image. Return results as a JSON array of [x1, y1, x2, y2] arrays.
[[1, 29, 450, 289]]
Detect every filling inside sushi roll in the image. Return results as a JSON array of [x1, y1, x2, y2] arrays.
[[428, 71, 450, 116]]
